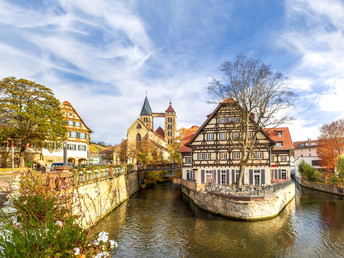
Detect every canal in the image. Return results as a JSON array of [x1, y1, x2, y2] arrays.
[[95, 182, 344, 257]]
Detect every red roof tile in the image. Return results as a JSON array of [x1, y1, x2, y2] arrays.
[[178, 126, 200, 152], [264, 127, 294, 150], [155, 127, 165, 139], [165, 104, 175, 113]]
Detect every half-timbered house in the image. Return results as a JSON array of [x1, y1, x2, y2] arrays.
[[181, 98, 293, 188]]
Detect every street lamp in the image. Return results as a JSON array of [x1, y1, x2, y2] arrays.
[[63, 141, 67, 167]]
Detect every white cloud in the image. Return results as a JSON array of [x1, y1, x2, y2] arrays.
[[277, 0, 344, 140]]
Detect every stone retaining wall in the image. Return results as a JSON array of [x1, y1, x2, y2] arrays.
[[181, 182, 295, 221], [295, 176, 344, 196], [72, 171, 138, 228]]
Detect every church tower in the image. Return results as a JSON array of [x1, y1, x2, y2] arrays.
[[140, 96, 153, 129], [164, 101, 177, 145]]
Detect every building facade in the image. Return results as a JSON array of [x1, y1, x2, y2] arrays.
[[126, 96, 177, 164], [42, 101, 92, 167], [180, 99, 293, 187]]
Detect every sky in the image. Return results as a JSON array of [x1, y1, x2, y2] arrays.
[[0, 0, 344, 145]]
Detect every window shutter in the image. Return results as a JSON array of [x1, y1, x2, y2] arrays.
[[218, 170, 221, 184], [242, 170, 245, 185], [201, 170, 205, 184], [261, 169, 265, 185], [232, 170, 235, 183], [249, 170, 253, 185], [226, 170, 229, 185], [275, 170, 278, 180], [279, 169, 282, 180]]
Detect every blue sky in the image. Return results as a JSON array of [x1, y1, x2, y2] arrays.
[[1, 0, 344, 144]]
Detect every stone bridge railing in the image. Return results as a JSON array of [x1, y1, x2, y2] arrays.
[[205, 180, 293, 199], [75, 167, 126, 185]]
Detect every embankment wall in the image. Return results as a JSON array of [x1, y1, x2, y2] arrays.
[[181, 182, 295, 221], [72, 171, 138, 228], [294, 176, 344, 197]]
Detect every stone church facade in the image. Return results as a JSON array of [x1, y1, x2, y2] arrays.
[[126, 96, 177, 164]]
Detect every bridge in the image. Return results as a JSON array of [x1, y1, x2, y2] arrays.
[[137, 163, 182, 172], [136, 163, 182, 184]]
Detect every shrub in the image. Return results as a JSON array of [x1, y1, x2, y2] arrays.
[[298, 160, 324, 182], [0, 171, 117, 256], [329, 174, 340, 185]]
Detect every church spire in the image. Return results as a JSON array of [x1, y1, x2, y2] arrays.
[[140, 96, 152, 116]]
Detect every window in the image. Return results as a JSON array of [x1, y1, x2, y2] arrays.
[[235, 117, 240, 123], [78, 145, 86, 151], [312, 160, 320, 166], [219, 152, 227, 160], [277, 131, 282, 137], [219, 118, 225, 124], [68, 112, 73, 116], [232, 132, 239, 140], [205, 170, 212, 184], [185, 157, 191, 164], [62, 111, 65, 115], [232, 152, 240, 160], [276, 142, 283, 147], [248, 132, 254, 140], [221, 170, 226, 184], [234, 170, 240, 183], [1, 142, 7, 147], [68, 131, 76, 138], [198, 153, 204, 160], [281, 169, 287, 179], [136, 124, 142, 129], [281, 155, 288, 162], [136, 133, 141, 141], [256, 152, 263, 159], [207, 133, 214, 141], [219, 133, 226, 140], [67, 144, 76, 151], [186, 170, 190, 180], [205, 153, 211, 160], [225, 117, 235, 123]]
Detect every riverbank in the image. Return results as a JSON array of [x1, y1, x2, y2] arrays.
[[294, 176, 344, 197], [181, 180, 295, 221]]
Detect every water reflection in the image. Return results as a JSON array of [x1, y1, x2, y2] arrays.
[[95, 182, 344, 257]]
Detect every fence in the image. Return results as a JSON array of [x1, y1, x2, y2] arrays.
[[76, 167, 126, 184], [206, 179, 293, 198]]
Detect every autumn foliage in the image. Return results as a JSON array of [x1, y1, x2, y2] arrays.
[[317, 119, 344, 171]]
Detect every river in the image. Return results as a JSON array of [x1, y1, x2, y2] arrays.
[[95, 182, 344, 257]]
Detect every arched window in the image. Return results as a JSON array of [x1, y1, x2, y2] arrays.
[[136, 124, 142, 129], [136, 133, 141, 141]]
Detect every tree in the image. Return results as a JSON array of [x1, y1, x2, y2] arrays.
[[317, 119, 344, 172], [0, 77, 66, 168], [208, 54, 294, 187], [167, 128, 186, 164], [337, 156, 344, 186]]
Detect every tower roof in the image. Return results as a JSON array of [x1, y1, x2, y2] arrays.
[[165, 101, 175, 113], [140, 96, 152, 116]]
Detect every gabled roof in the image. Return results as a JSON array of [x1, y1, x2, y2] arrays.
[[293, 139, 318, 149], [140, 96, 152, 116], [185, 100, 275, 147], [155, 127, 165, 139], [62, 101, 92, 133], [264, 127, 293, 150], [179, 126, 200, 153], [165, 101, 175, 113]]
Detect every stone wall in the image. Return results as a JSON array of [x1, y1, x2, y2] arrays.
[[181, 181, 295, 221], [295, 176, 344, 196], [72, 171, 138, 228]]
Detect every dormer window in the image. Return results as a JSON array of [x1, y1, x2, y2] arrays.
[[276, 142, 283, 147], [277, 131, 282, 137]]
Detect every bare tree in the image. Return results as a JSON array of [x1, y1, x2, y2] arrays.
[[208, 54, 294, 187]]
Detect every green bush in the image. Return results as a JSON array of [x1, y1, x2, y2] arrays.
[[298, 160, 324, 182], [0, 171, 117, 256], [329, 174, 340, 185]]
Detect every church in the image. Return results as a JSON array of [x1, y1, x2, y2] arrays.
[[126, 96, 177, 165]]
